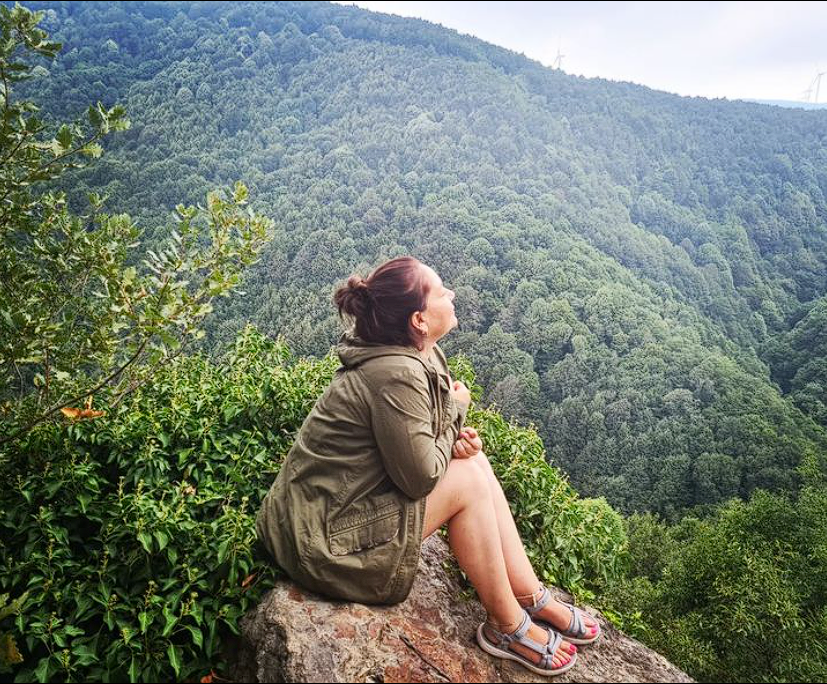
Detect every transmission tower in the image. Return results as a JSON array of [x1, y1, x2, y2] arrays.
[[804, 69, 827, 103]]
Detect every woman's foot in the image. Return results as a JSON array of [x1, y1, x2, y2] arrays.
[[517, 587, 599, 642], [481, 613, 576, 669]]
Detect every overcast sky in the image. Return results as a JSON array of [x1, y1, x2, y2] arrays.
[[336, 1, 827, 103]]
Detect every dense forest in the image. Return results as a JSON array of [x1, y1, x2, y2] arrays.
[[2, 1, 827, 682], [18, 0, 827, 520]]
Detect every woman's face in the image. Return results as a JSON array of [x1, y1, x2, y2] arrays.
[[417, 265, 457, 343]]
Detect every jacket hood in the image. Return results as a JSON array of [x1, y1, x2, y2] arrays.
[[336, 331, 439, 377]]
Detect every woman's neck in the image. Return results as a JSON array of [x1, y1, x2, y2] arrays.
[[419, 340, 436, 361]]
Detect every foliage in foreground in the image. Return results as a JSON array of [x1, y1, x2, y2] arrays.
[[0, 2, 272, 449], [1, 326, 625, 682], [599, 456, 827, 683]]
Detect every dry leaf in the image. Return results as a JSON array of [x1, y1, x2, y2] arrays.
[[60, 404, 105, 420]]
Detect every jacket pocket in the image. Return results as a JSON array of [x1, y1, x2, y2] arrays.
[[328, 504, 402, 556]]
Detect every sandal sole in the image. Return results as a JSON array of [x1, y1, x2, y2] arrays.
[[476, 624, 578, 677]]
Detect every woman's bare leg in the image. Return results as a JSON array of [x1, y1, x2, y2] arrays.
[[423, 458, 573, 667], [467, 451, 599, 637]]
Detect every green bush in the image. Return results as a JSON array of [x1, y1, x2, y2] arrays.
[[0, 3, 272, 448], [2, 326, 626, 681], [600, 485, 827, 682], [451, 354, 627, 598], [0, 326, 335, 682]]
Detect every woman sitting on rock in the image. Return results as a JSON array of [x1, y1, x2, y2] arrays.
[[256, 256, 600, 676]]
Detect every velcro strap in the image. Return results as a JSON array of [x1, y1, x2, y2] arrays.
[[547, 627, 563, 655], [512, 610, 532, 640], [568, 604, 586, 638]]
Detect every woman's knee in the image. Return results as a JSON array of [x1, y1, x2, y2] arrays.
[[448, 456, 491, 500], [424, 459, 493, 537], [469, 450, 495, 479], [469, 451, 508, 501]]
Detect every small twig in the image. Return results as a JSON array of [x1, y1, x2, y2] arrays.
[[43, 346, 50, 407], [1, 67, 11, 117], [34, 131, 105, 175], [109, 333, 192, 409], [13, 360, 24, 401], [0, 127, 30, 167], [397, 632, 452, 682]]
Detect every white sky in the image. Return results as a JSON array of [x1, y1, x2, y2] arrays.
[[335, 1, 827, 103]]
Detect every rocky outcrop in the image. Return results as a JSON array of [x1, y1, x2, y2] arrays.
[[234, 535, 693, 683]]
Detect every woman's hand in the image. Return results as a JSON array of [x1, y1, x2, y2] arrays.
[[450, 380, 471, 406], [452, 426, 483, 459]]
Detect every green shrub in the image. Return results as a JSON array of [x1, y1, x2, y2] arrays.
[[601, 487, 827, 682], [0, 326, 337, 682], [1, 326, 627, 681]]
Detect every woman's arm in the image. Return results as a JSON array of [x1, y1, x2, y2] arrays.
[[368, 368, 468, 500]]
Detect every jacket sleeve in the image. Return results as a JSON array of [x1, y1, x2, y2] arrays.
[[367, 367, 464, 501]]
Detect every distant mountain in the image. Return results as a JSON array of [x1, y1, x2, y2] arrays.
[[745, 99, 827, 110]]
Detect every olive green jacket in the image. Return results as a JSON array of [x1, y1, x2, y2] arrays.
[[256, 332, 469, 605]]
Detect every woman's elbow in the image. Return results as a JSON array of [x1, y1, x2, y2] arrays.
[[396, 466, 441, 501]]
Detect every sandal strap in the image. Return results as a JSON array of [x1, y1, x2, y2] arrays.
[[525, 588, 593, 641], [546, 625, 563, 655], [486, 610, 558, 656], [522, 584, 553, 616], [539, 653, 556, 669], [564, 602, 587, 639], [484, 609, 530, 650]]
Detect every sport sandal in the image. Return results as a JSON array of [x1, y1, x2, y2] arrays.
[[525, 584, 601, 646], [476, 609, 578, 677]]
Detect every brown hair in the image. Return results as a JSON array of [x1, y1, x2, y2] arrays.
[[334, 256, 430, 349]]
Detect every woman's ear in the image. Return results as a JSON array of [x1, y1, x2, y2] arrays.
[[411, 310, 428, 336]]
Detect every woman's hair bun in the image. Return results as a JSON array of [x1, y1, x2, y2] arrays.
[[334, 274, 372, 318], [349, 274, 369, 293]]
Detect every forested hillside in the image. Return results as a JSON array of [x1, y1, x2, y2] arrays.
[[20, 0, 827, 518]]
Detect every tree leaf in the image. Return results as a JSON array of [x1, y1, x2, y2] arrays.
[[167, 644, 181, 678], [162, 604, 177, 638], [137, 532, 153, 554], [55, 124, 72, 150], [186, 624, 203, 649]]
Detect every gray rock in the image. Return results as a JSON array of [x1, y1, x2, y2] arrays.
[[234, 535, 693, 683]]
